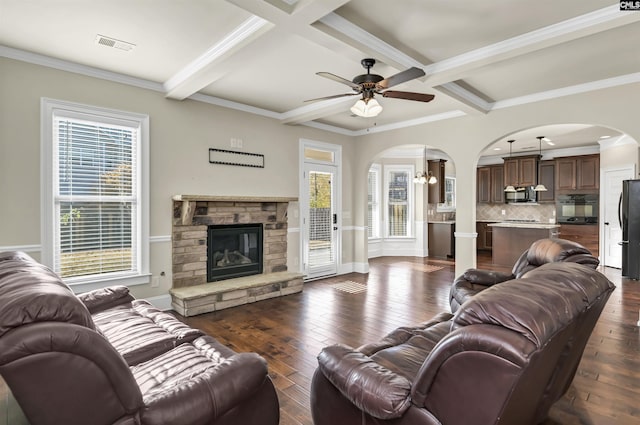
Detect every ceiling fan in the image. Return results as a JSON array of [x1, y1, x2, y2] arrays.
[[305, 58, 434, 117]]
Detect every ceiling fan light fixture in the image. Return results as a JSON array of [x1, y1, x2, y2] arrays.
[[351, 98, 382, 117], [504, 185, 516, 193], [534, 184, 548, 191], [428, 172, 437, 185]]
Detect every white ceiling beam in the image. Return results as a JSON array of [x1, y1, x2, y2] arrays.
[[421, 5, 640, 87], [164, 16, 273, 100], [163, 0, 361, 102], [279, 96, 356, 125]]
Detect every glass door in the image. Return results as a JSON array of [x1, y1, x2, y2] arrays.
[[303, 163, 338, 279]]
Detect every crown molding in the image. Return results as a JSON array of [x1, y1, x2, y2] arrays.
[[0, 45, 164, 92]]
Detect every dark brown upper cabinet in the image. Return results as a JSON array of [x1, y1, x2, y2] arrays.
[[537, 160, 556, 203], [504, 155, 539, 187], [477, 165, 504, 204], [555, 154, 599, 193]]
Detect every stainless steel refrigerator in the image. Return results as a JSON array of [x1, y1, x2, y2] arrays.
[[620, 179, 640, 279]]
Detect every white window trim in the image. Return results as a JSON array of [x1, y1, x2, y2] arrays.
[[41, 98, 150, 292], [368, 163, 381, 240], [383, 164, 414, 239]]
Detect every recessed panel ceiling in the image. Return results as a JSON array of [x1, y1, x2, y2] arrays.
[[200, 30, 431, 113], [200, 30, 367, 112], [460, 22, 640, 100], [0, 0, 252, 82], [0, 0, 637, 141], [335, 0, 613, 62]]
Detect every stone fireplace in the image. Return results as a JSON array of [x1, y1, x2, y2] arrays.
[[170, 195, 303, 316]]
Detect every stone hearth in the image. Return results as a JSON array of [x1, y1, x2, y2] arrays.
[[170, 195, 302, 316]]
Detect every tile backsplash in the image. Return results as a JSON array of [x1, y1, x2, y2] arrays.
[[477, 203, 556, 223]]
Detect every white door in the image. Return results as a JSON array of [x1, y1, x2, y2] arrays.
[[303, 163, 338, 279], [602, 166, 635, 268]]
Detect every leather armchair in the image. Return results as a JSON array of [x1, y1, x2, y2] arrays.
[[449, 237, 599, 312], [311, 262, 615, 425], [0, 251, 279, 425]]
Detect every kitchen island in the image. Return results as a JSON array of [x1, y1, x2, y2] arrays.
[[489, 222, 560, 266]]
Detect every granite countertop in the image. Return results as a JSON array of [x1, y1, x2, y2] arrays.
[[488, 222, 560, 229], [429, 220, 456, 224]]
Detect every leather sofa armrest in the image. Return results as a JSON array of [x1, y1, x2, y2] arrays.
[[0, 322, 143, 425], [461, 269, 514, 286], [138, 352, 272, 425], [78, 285, 135, 313], [317, 344, 412, 420]]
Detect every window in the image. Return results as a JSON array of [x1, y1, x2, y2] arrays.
[[438, 177, 456, 210], [41, 98, 149, 291], [367, 164, 381, 238], [384, 165, 413, 237]]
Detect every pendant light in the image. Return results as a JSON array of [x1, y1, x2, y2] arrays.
[[504, 140, 516, 192], [413, 147, 438, 185], [534, 136, 548, 192]]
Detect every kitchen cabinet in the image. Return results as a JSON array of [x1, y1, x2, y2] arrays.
[[537, 160, 556, 203], [555, 154, 599, 192], [428, 222, 455, 258], [559, 224, 599, 257], [491, 165, 505, 203], [504, 155, 539, 187], [477, 167, 491, 203], [476, 221, 497, 251], [477, 165, 504, 204], [428, 160, 447, 204]]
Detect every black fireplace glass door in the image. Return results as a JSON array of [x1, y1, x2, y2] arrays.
[[207, 223, 263, 282]]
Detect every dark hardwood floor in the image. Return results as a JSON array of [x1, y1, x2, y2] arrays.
[[1, 255, 638, 424], [179, 254, 640, 425]]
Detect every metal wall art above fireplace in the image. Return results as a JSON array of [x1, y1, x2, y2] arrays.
[[207, 223, 263, 282]]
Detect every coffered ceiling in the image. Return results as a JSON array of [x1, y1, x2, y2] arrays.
[[1, 0, 639, 151]]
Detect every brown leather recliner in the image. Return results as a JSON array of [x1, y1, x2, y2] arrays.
[[0, 251, 280, 425], [449, 237, 599, 312], [311, 262, 614, 425]]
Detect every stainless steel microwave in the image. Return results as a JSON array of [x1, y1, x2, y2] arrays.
[[505, 186, 536, 203]]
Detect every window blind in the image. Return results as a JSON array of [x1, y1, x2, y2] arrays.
[[54, 117, 138, 279], [388, 171, 409, 237]]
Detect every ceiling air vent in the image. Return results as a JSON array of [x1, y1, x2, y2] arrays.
[[95, 34, 135, 52]]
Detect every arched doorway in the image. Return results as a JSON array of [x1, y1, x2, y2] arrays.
[[366, 145, 455, 261], [475, 124, 638, 270]]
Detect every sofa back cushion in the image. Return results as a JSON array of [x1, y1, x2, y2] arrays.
[[453, 262, 614, 347], [0, 251, 95, 337], [512, 238, 598, 278]]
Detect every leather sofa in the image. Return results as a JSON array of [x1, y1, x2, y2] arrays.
[[0, 251, 280, 425], [311, 262, 615, 425], [449, 238, 599, 312]]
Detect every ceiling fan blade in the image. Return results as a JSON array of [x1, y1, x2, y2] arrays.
[[382, 91, 435, 102], [377, 67, 426, 89], [316, 72, 361, 90], [303, 93, 359, 103]]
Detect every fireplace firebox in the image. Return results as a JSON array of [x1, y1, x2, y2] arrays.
[[207, 223, 263, 282]]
